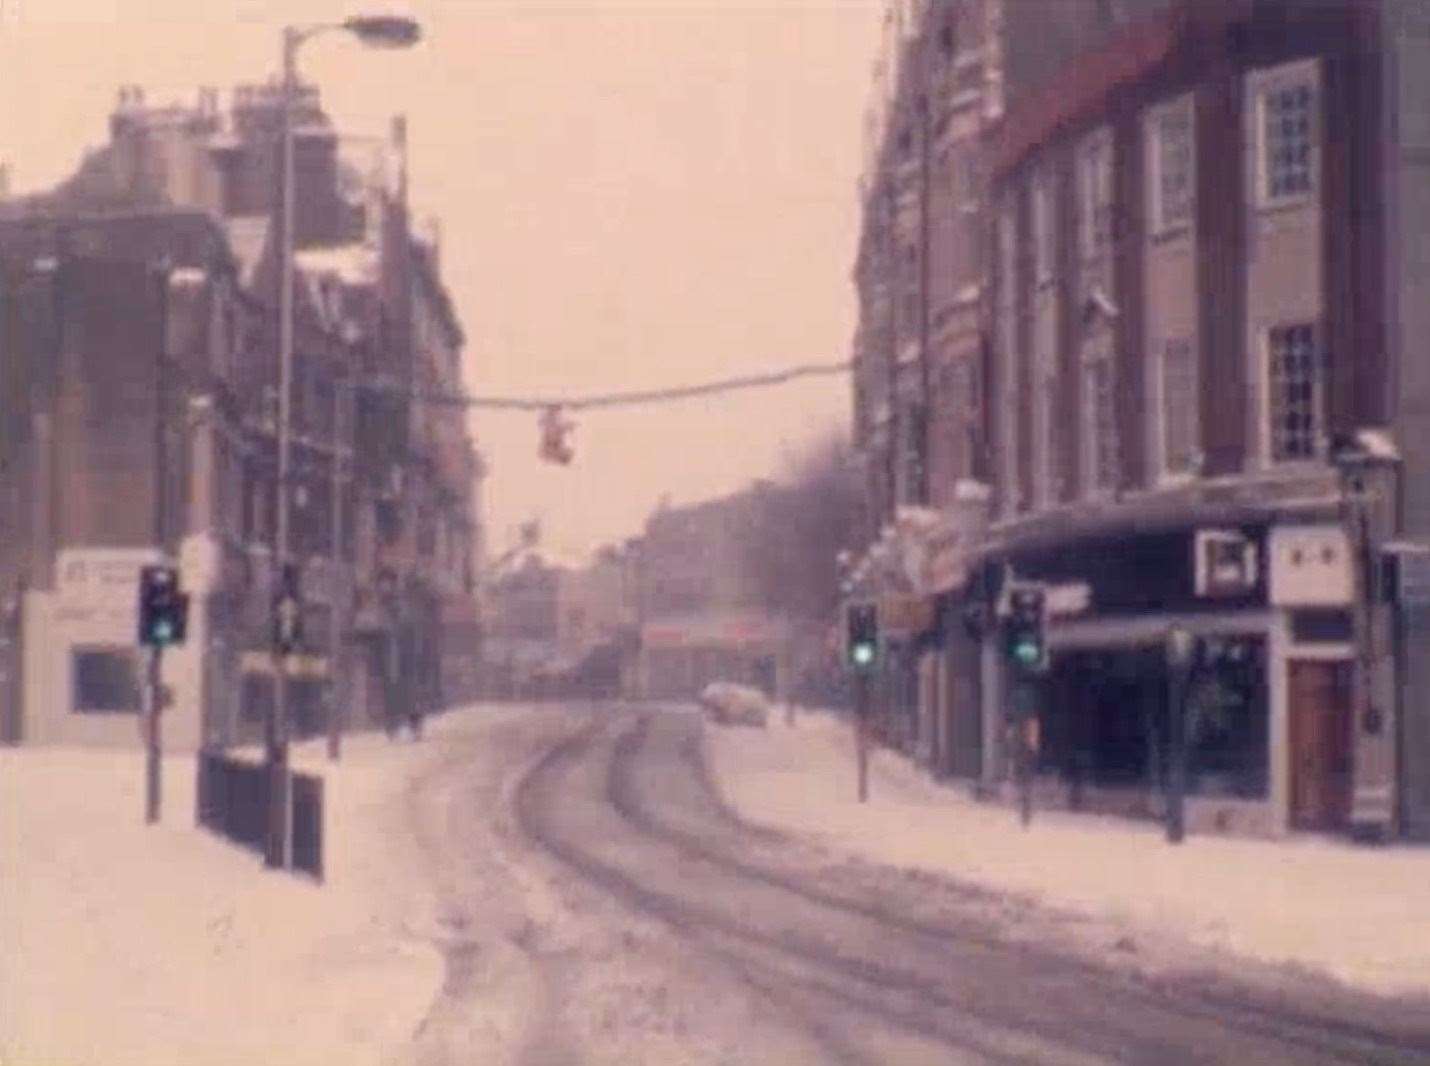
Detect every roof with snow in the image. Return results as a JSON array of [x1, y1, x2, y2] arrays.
[[296, 242, 379, 288], [225, 215, 269, 289]]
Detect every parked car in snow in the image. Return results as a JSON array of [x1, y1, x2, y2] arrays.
[[698, 682, 770, 728]]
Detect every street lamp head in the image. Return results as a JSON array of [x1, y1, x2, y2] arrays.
[[343, 14, 422, 48]]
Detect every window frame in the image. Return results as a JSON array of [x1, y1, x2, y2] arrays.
[[1154, 335, 1200, 482], [1263, 321, 1325, 465], [1031, 168, 1056, 288], [995, 199, 1022, 516], [1251, 57, 1320, 211], [1146, 93, 1195, 237], [1082, 343, 1119, 499], [1077, 126, 1114, 263], [71, 645, 142, 715]]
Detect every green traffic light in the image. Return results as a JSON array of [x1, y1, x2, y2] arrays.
[[153, 621, 173, 644], [851, 643, 875, 666], [1012, 640, 1041, 665]]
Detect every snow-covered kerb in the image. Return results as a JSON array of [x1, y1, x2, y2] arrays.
[[707, 708, 1430, 998]]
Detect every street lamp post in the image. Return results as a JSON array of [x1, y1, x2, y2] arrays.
[[268, 14, 420, 869]]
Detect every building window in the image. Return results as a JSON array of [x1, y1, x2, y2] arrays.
[[1031, 312, 1057, 508], [1078, 129, 1113, 261], [1032, 171, 1055, 286], [1261, 78, 1315, 203], [1149, 97, 1194, 233], [956, 152, 980, 213], [1267, 322, 1322, 462], [996, 203, 1021, 513], [1160, 337, 1199, 476], [72, 647, 141, 714], [1083, 355, 1118, 494]]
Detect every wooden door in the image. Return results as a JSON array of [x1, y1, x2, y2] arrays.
[[1288, 661, 1353, 831]]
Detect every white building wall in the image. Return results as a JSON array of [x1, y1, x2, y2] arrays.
[[22, 546, 213, 752]]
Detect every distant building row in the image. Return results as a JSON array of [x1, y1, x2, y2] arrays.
[[482, 476, 858, 706]]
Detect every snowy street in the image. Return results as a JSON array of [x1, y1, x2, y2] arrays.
[[6, 703, 1430, 1065]]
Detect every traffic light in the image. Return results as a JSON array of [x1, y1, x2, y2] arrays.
[[538, 405, 575, 465], [846, 602, 878, 670], [273, 563, 304, 653], [1004, 584, 1047, 674], [138, 566, 188, 647]]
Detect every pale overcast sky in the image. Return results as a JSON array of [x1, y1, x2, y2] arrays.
[[0, 0, 883, 562]]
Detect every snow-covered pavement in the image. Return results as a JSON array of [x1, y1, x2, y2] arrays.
[[707, 708, 1430, 999], [0, 717, 463, 1066]]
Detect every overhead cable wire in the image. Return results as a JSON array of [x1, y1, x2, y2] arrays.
[[351, 359, 853, 411]]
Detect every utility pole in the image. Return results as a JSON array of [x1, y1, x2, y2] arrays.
[[327, 376, 350, 761], [916, 26, 932, 507], [268, 24, 301, 870], [1164, 624, 1196, 844], [147, 257, 170, 826]]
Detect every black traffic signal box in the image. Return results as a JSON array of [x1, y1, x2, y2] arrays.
[[273, 562, 305, 653], [1004, 584, 1047, 674], [846, 602, 878, 670], [138, 565, 189, 647]]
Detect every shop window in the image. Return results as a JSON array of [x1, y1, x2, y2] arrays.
[[72, 647, 140, 714], [1185, 638, 1269, 800], [1046, 641, 1268, 801]]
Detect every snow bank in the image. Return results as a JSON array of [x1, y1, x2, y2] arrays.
[[708, 709, 1430, 998], [0, 722, 455, 1066]]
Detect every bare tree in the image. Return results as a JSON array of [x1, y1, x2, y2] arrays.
[[743, 432, 864, 621]]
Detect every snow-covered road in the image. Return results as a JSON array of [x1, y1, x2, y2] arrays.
[[7, 702, 1429, 1065]]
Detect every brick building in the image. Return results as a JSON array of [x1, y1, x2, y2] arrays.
[[0, 82, 482, 750], [848, 0, 1430, 840]]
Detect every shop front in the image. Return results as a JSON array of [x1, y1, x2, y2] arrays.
[[978, 518, 1365, 838]]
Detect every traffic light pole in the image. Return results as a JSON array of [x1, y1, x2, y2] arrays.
[[147, 257, 170, 826], [1166, 664, 1187, 844], [327, 378, 350, 762], [145, 646, 162, 824], [855, 670, 871, 803], [1164, 626, 1196, 845], [268, 27, 300, 871]]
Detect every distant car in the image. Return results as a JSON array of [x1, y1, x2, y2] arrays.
[[698, 681, 769, 728]]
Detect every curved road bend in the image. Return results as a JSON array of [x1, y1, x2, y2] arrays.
[[403, 704, 1430, 1066]]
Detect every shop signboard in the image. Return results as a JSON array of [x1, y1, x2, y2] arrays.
[[1268, 526, 1352, 607]]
